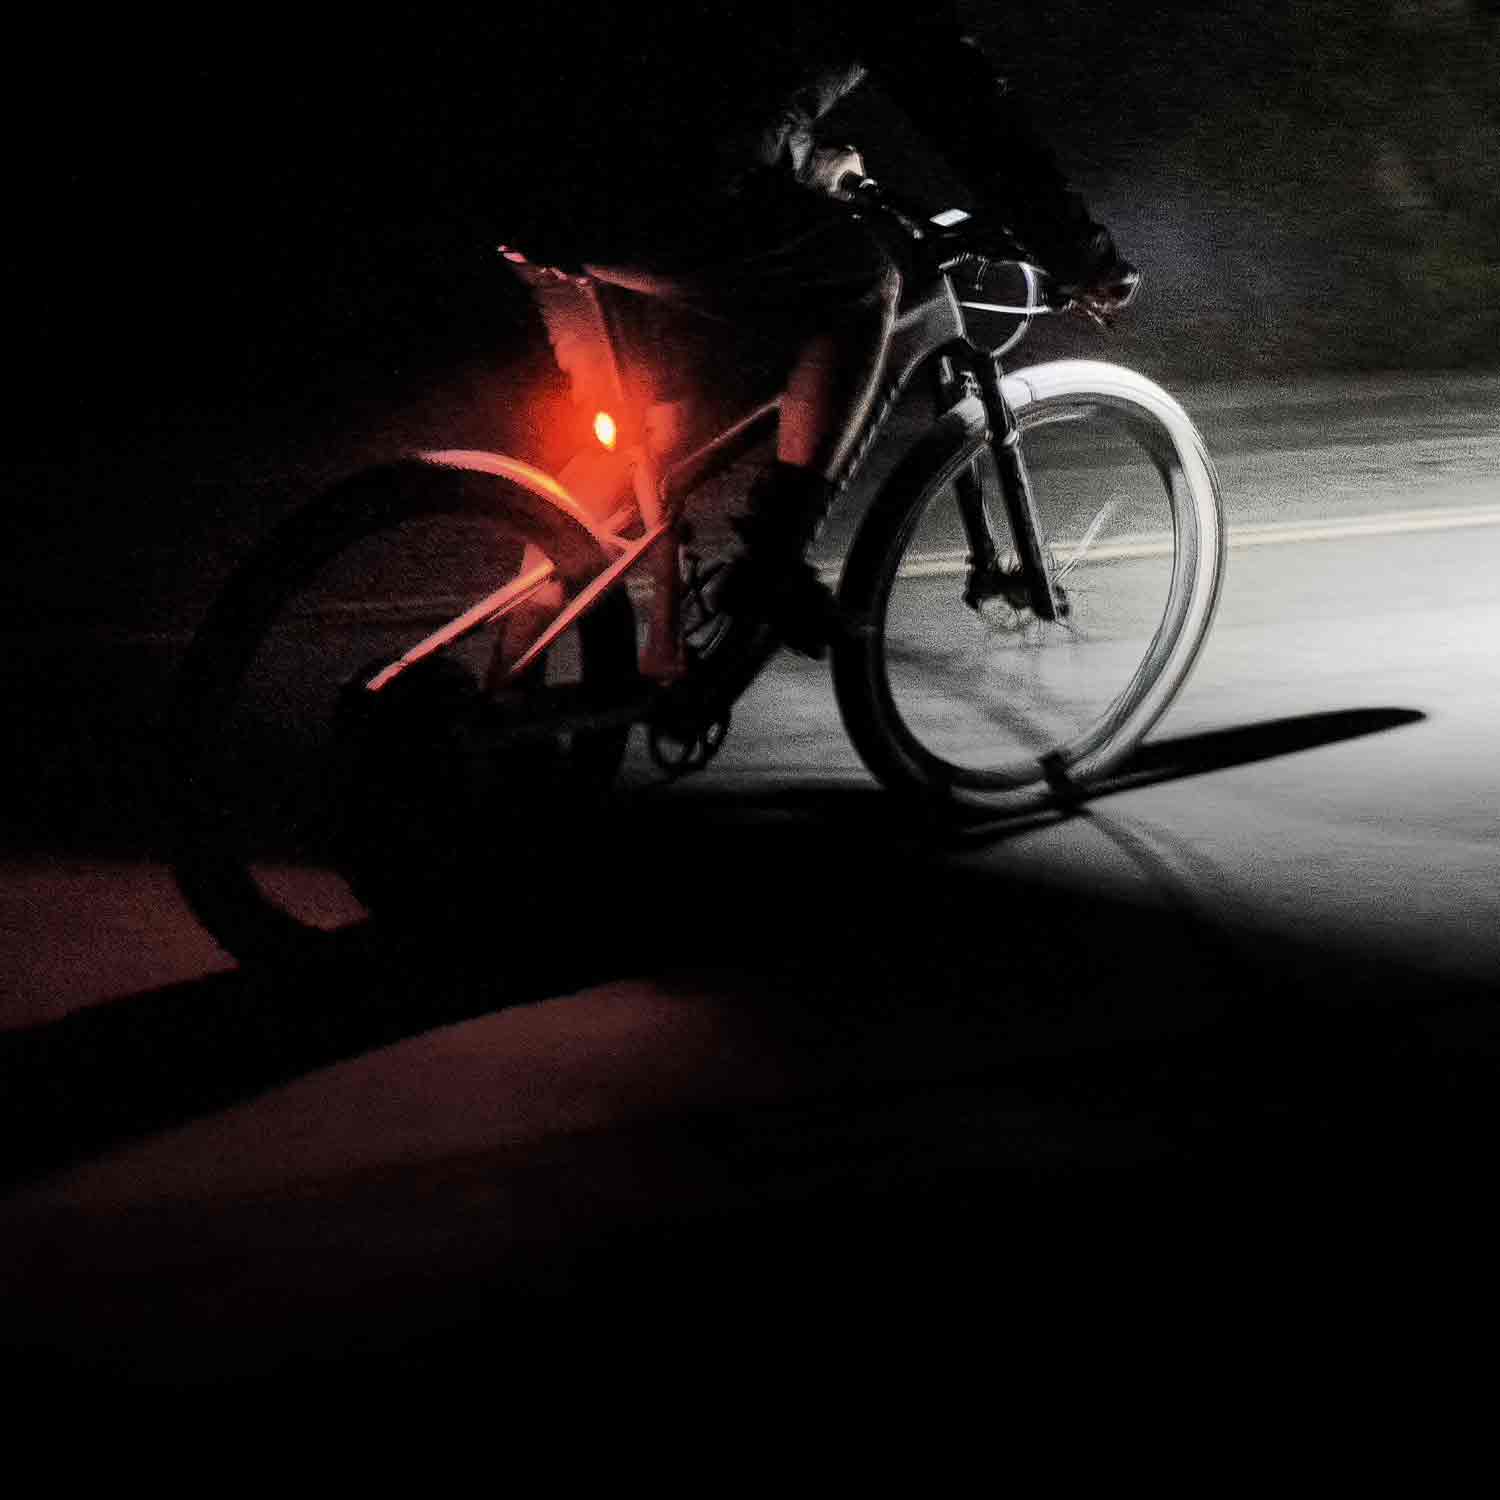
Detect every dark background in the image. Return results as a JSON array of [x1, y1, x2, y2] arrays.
[[2, 7, 1497, 1367], [9, 0, 1499, 457]]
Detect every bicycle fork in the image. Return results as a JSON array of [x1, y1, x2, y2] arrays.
[[939, 352, 1064, 624]]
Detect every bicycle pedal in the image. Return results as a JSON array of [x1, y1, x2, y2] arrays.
[[639, 636, 689, 683], [647, 711, 731, 777]]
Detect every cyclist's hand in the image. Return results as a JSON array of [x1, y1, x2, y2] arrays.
[[1061, 260, 1142, 330], [804, 144, 866, 199]]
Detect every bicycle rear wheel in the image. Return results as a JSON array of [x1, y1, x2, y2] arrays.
[[833, 361, 1225, 810], [168, 457, 638, 965]]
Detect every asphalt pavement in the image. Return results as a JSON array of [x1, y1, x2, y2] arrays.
[[3, 368, 1498, 1389]]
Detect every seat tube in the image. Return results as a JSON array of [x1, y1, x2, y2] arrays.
[[635, 453, 688, 682], [979, 354, 1062, 622], [592, 278, 687, 680]]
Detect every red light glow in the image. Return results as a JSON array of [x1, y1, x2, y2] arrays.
[[594, 411, 618, 450]]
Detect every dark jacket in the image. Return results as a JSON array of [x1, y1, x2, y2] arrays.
[[496, 2, 1119, 281]]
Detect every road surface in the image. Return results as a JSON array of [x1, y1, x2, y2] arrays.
[[2, 371, 1497, 1387]]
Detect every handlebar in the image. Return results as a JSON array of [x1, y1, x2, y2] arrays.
[[836, 174, 1071, 317]]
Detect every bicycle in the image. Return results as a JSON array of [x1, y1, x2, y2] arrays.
[[167, 183, 1226, 964]]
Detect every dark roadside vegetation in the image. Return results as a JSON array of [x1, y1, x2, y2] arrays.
[[9, 3, 1499, 621]]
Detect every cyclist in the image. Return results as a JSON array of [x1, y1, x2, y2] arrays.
[[495, 3, 1138, 659]]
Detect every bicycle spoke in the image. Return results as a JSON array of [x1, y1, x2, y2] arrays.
[[1053, 497, 1121, 580]]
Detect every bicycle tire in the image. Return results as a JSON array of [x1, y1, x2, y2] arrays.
[[832, 360, 1225, 811], [168, 456, 638, 965]]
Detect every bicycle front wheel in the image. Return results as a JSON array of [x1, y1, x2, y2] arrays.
[[834, 361, 1225, 810], [168, 456, 638, 965]]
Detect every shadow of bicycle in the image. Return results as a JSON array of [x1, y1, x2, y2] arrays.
[[871, 705, 1426, 850], [680, 706, 1427, 842], [1077, 705, 1427, 800], [0, 702, 1456, 1200], [10, 696, 1500, 1394]]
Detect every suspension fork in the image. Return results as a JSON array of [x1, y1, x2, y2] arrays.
[[938, 352, 1063, 623]]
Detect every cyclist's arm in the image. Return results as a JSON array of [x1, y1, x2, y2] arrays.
[[859, 11, 1125, 286], [798, 143, 867, 198]]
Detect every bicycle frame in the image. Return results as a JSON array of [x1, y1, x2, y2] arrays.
[[370, 233, 1064, 701], [173, 186, 1224, 965]]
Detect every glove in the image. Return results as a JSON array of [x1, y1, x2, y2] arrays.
[[1050, 224, 1140, 326], [1063, 258, 1141, 327]]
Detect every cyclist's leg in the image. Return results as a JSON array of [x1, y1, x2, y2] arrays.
[[616, 187, 902, 476], [594, 189, 903, 652], [722, 216, 902, 652]]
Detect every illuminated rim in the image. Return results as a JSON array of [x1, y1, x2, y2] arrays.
[[862, 360, 1224, 799]]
